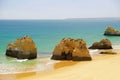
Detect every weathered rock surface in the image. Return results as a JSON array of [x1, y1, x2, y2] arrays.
[[51, 38, 92, 61], [89, 39, 112, 49], [6, 36, 37, 59], [104, 26, 120, 36]]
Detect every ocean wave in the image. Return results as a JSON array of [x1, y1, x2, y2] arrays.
[[112, 44, 120, 49], [16, 59, 28, 62], [89, 49, 99, 53]]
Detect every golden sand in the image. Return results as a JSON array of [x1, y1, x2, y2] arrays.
[[1, 52, 120, 80]]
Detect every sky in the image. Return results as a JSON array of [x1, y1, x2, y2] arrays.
[[0, 0, 120, 19]]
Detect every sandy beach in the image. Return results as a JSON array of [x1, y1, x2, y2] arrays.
[[0, 0, 120, 79], [0, 49, 120, 80]]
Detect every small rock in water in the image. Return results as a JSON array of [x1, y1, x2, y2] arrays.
[[100, 51, 117, 54], [104, 26, 120, 36], [89, 39, 112, 49]]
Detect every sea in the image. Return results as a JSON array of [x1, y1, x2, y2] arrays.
[[0, 18, 120, 74]]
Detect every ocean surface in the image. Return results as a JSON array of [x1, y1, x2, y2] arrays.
[[0, 19, 120, 74]]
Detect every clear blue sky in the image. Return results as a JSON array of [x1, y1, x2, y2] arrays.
[[0, 0, 120, 19]]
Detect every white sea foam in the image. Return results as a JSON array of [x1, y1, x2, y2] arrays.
[[16, 59, 28, 62], [89, 49, 99, 53], [112, 44, 120, 49]]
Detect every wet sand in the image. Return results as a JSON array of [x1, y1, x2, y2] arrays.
[[1, 50, 120, 80], [20, 53, 120, 80]]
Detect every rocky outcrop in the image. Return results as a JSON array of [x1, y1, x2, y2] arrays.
[[51, 38, 92, 61], [6, 36, 37, 59], [89, 39, 112, 49], [104, 26, 120, 36]]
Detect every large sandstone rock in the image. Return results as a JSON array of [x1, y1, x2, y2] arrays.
[[89, 39, 112, 49], [104, 26, 120, 36], [51, 38, 92, 61], [6, 36, 37, 59]]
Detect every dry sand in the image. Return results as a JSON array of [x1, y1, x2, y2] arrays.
[[1, 50, 120, 80]]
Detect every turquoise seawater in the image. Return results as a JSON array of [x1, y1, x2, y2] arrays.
[[0, 19, 120, 73], [0, 19, 120, 54]]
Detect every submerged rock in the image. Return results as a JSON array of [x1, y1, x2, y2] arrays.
[[6, 36, 37, 59], [51, 38, 92, 61], [104, 26, 120, 36], [89, 39, 112, 49], [100, 51, 117, 54]]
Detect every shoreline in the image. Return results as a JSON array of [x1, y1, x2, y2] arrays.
[[0, 49, 120, 80], [0, 43, 120, 80], [19, 52, 120, 80]]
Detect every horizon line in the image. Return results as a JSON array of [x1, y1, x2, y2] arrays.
[[0, 17, 120, 20]]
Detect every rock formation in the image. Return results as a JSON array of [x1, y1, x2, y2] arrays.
[[89, 39, 112, 49], [6, 36, 37, 59], [100, 51, 117, 54], [51, 38, 92, 61], [104, 26, 120, 36]]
